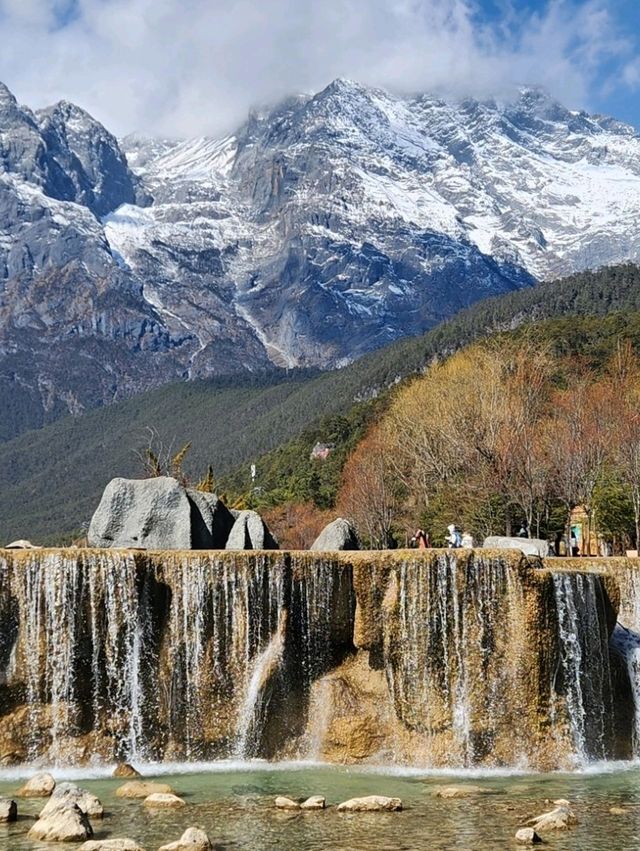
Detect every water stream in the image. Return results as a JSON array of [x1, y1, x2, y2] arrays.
[[552, 572, 614, 763]]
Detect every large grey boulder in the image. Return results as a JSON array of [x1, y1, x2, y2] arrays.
[[225, 510, 278, 550], [89, 477, 193, 549], [187, 490, 235, 548], [482, 536, 549, 557], [310, 518, 360, 551]]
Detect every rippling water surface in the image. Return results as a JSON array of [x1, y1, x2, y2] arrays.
[[1, 762, 640, 850]]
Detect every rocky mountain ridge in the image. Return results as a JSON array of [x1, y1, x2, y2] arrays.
[[2, 78, 640, 438]]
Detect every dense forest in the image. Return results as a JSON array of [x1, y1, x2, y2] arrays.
[[1, 263, 640, 543], [228, 311, 640, 548]]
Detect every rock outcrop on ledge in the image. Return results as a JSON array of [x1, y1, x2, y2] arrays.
[[483, 536, 549, 557], [225, 510, 279, 550], [87, 476, 275, 550], [310, 518, 360, 551]]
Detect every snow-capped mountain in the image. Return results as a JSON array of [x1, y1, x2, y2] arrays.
[[2, 78, 640, 437]]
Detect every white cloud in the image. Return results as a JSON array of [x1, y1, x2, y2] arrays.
[[0, 0, 636, 136], [623, 58, 640, 89]]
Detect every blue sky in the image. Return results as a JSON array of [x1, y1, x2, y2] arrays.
[[474, 0, 640, 126], [0, 0, 638, 135]]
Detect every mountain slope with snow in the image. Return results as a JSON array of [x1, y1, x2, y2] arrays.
[[1, 79, 640, 439]]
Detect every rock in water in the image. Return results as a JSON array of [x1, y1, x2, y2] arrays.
[[225, 510, 278, 550], [158, 828, 212, 850], [80, 842, 146, 851], [515, 828, 542, 844], [187, 490, 235, 548], [300, 796, 326, 810], [40, 782, 104, 818], [275, 796, 300, 810], [337, 796, 402, 812], [28, 801, 93, 842], [88, 477, 193, 549], [525, 801, 577, 831], [16, 771, 56, 797], [143, 793, 186, 808], [482, 536, 549, 557], [112, 762, 141, 778], [115, 781, 174, 799], [433, 785, 495, 798], [0, 797, 16, 822], [311, 518, 360, 551]]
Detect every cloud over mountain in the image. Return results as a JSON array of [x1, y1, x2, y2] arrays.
[[0, 0, 637, 136]]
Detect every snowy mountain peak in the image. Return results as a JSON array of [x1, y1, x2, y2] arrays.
[[2, 79, 640, 434], [0, 81, 19, 110]]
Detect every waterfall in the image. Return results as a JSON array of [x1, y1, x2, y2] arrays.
[[235, 611, 287, 758], [609, 563, 640, 756], [0, 550, 353, 766], [0, 547, 629, 769], [383, 552, 524, 767], [552, 572, 614, 763]]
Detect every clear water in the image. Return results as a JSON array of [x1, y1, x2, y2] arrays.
[[1, 762, 640, 850]]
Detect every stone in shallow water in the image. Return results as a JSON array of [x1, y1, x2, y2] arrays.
[[113, 762, 141, 778], [116, 781, 174, 799], [143, 792, 186, 808], [300, 795, 326, 810], [525, 801, 577, 831], [515, 827, 542, 844], [16, 771, 56, 797], [337, 796, 402, 812], [0, 797, 16, 822], [80, 841, 146, 851], [158, 827, 212, 850], [433, 785, 495, 798], [40, 782, 104, 818], [275, 796, 300, 810], [610, 806, 627, 815], [28, 801, 93, 842]]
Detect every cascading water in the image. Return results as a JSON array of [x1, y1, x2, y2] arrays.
[[235, 611, 287, 758], [0, 547, 630, 770], [0, 550, 354, 766], [383, 552, 526, 767], [609, 563, 640, 755], [551, 572, 614, 763]]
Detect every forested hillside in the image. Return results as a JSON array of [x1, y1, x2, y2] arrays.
[[1, 264, 639, 543], [336, 327, 640, 551]]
